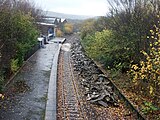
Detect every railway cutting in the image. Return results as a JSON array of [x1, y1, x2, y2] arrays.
[[57, 34, 137, 120]]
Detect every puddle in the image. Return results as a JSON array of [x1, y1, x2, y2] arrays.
[[61, 43, 71, 51]]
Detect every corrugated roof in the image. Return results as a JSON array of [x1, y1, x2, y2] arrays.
[[37, 22, 55, 26]]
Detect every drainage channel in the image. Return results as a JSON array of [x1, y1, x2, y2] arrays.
[[94, 61, 145, 120]]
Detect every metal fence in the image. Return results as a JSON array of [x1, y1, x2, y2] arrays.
[[24, 43, 40, 61]]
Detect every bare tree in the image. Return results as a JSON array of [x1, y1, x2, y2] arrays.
[[106, 0, 160, 62]]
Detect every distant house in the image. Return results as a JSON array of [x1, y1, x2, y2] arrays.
[[61, 19, 67, 24], [44, 17, 67, 28]]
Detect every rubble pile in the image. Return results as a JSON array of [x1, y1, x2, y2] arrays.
[[71, 42, 119, 107]]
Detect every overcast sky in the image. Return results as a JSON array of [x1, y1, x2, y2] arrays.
[[32, 0, 109, 16]]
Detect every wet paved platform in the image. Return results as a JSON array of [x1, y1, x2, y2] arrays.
[[0, 39, 60, 120]]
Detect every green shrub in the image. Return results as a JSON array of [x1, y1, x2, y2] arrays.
[[0, 73, 4, 92], [0, 2, 39, 82], [141, 101, 158, 114], [11, 58, 19, 73]]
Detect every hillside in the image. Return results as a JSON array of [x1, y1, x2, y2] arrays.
[[44, 11, 94, 20]]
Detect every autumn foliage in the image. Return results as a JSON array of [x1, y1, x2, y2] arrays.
[[56, 29, 63, 37], [80, 0, 160, 119], [130, 17, 160, 101], [63, 23, 73, 35], [0, 0, 42, 92]]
